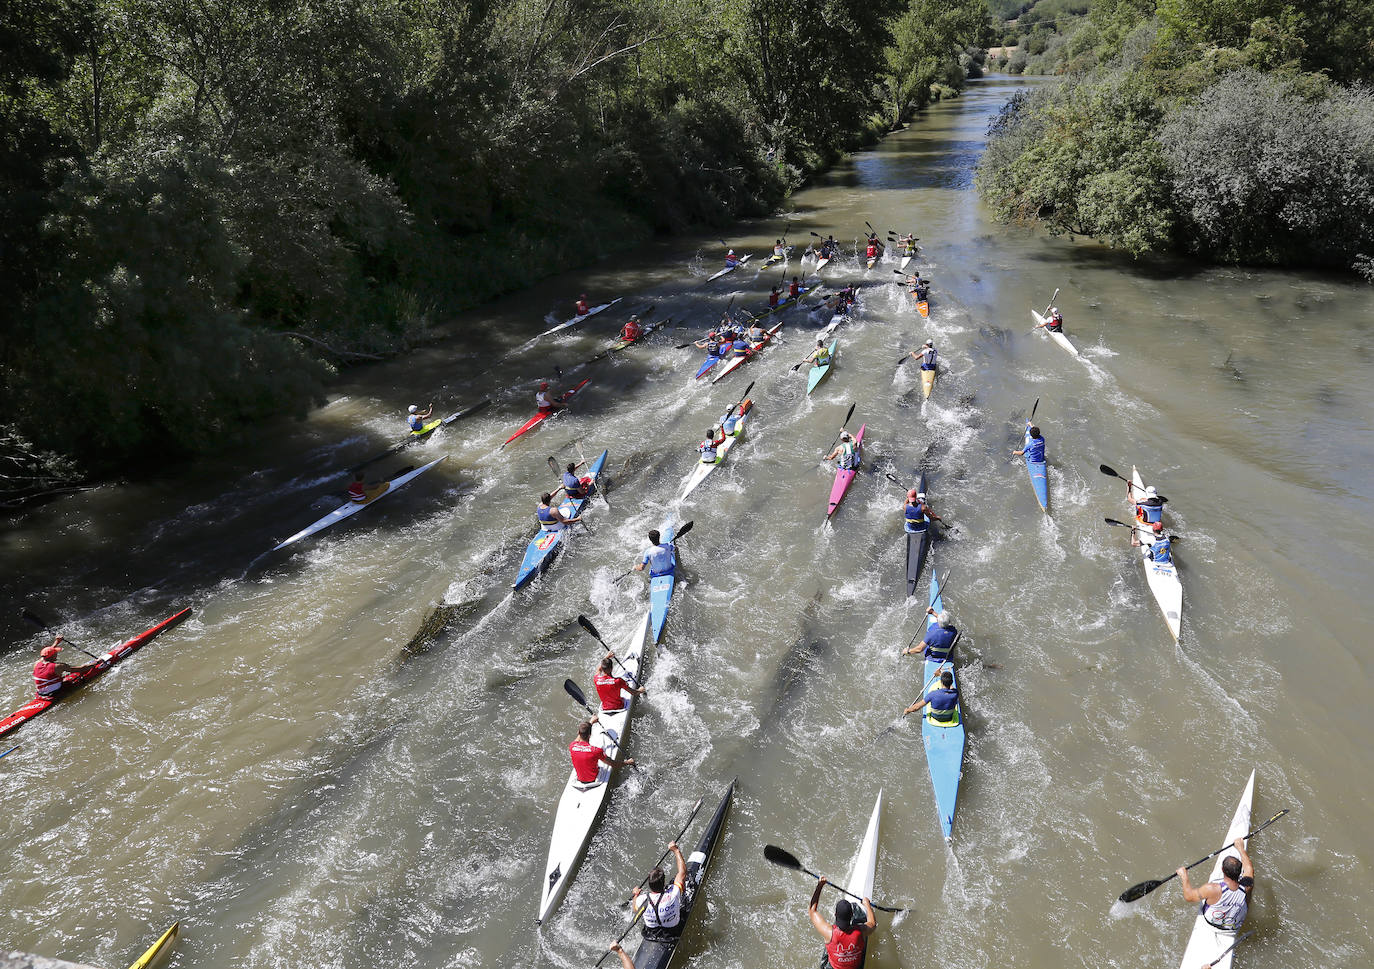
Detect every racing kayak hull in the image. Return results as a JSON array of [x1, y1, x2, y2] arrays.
[[694, 355, 721, 379], [1178, 771, 1255, 969], [826, 423, 865, 519], [904, 473, 930, 597], [502, 379, 592, 448], [127, 922, 180, 969], [916, 299, 930, 318], [806, 339, 838, 394], [707, 254, 751, 282], [920, 367, 936, 399], [272, 456, 448, 552], [1131, 465, 1183, 640], [1031, 309, 1080, 357], [815, 791, 883, 968], [710, 321, 783, 384], [921, 546, 964, 842], [649, 522, 677, 643], [0, 608, 193, 739], [609, 316, 670, 352], [1023, 428, 1049, 513], [537, 611, 651, 924], [899, 255, 912, 271], [680, 401, 753, 501], [543, 297, 624, 337], [513, 449, 608, 590]]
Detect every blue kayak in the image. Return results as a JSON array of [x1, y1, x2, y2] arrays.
[[921, 545, 965, 842], [1022, 425, 1048, 512], [512, 450, 609, 590], [648, 521, 677, 642]]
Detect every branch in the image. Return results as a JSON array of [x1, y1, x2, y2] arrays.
[[565, 32, 670, 84], [280, 331, 385, 361]]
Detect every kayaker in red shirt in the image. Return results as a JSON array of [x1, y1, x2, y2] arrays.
[[620, 315, 643, 343], [809, 876, 875, 969], [346, 472, 369, 503], [568, 720, 635, 784], [32, 638, 94, 698], [789, 276, 801, 298], [575, 294, 591, 316], [593, 654, 645, 712], [535, 382, 567, 413], [769, 287, 782, 308]]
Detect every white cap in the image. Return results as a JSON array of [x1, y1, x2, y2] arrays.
[[840, 432, 852, 441], [937, 611, 951, 626], [1050, 306, 1059, 314], [1144, 486, 1157, 497], [728, 249, 735, 255], [916, 492, 926, 500], [923, 340, 933, 347], [407, 404, 418, 413]]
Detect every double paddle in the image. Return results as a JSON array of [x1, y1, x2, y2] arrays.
[[870, 657, 952, 743], [609, 521, 696, 586], [762, 845, 909, 913], [577, 615, 642, 687], [822, 403, 857, 459], [1115, 809, 1289, 904], [1099, 463, 1168, 503]]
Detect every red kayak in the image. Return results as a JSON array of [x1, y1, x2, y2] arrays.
[[0, 608, 192, 739], [501, 379, 591, 448]]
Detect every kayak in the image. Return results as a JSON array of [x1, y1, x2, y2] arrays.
[[502, 378, 592, 448], [1178, 770, 1256, 969], [710, 321, 784, 384], [755, 285, 814, 318], [541, 297, 624, 337], [693, 354, 723, 379], [513, 449, 608, 590], [815, 791, 883, 969], [816, 288, 859, 335], [648, 521, 677, 643], [905, 474, 930, 597], [707, 254, 751, 282], [865, 246, 882, 269], [410, 399, 490, 441], [762, 247, 791, 267], [680, 400, 753, 501], [272, 455, 449, 552], [0, 608, 193, 740], [920, 365, 936, 399], [815, 254, 832, 272], [899, 253, 914, 271], [127, 922, 180, 969], [1031, 309, 1081, 357], [1022, 426, 1049, 513], [826, 424, 865, 519], [921, 545, 965, 842], [609, 315, 670, 352], [806, 339, 837, 395], [1130, 465, 1183, 640], [916, 297, 930, 318], [537, 610, 651, 924], [630, 780, 735, 969]]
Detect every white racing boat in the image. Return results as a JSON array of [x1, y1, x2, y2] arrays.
[[1130, 465, 1183, 640], [1031, 308, 1081, 358], [271, 455, 448, 552], [817, 791, 883, 968], [707, 254, 752, 282], [541, 297, 624, 337], [680, 400, 753, 501], [1178, 771, 1255, 969], [537, 610, 651, 924]]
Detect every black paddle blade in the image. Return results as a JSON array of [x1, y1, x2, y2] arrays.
[[1104, 517, 1129, 527], [1117, 878, 1163, 903], [1099, 463, 1121, 479], [841, 402, 856, 426], [763, 844, 804, 871], [547, 456, 559, 473], [563, 678, 588, 707], [1030, 397, 1040, 420], [675, 520, 694, 540], [577, 615, 604, 642], [20, 608, 50, 630]]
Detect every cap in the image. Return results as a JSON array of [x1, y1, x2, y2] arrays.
[[1152, 521, 1164, 533], [1144, 486, 1157, 497], [840, 432, 852, 441], [407, 404, 418, 413], [728, 249, 735, 255], [923, 340, 933, 347], [1050, 306, 1059, 313], [41, 645, 62, 658], [938, 610, 951, 626], [539, 382, 549, 390]]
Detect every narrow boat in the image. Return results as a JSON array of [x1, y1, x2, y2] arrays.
[[1022, 425, 1049, 513], [710, 321, 784, 384], [127, 922, 180, 969], [866, 248, 881, 270], [1178, 771, 1256, 969], [826, 424, 865, 519], [920, 363, 936, 400], [762, 246, 791, 268], [815, 287, 859, 335], [502, 378, 592, 448], [905, 474, 930, 597], [649, 522, 677, 643], [352, 398, 490, 473], [609, 316, 671, 352], [815, 254, 832, 272], [272, 455, 449, 552], [513, 449, 609, 590], [921, 547, 965, 842], [0, 609, 193, 739], [680, 401, 753, 501], [1031, 309, 1081, 358], [815, 791, 883, 969], [537, 610, 651, 924], [1130, 466, 1183, 640], [693, 354, 722, 379], [916, 297, 930, 318], [707, 254, 751, 282], [806, 339, 838, 395], [541, 297, 624, 337], [630, 781, 736, 969], [898, 254, 913, 272], [754, 285, 814, 318]]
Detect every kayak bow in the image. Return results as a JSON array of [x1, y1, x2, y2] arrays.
[[904, 473, 930, 597], [1177, 771, 1256, 969], [127, 922, 180, 969]]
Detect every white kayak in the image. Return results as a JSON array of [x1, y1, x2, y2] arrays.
[[680, 400, 753, 501], [708, 254, 752, 282], [271, 455, 447, 552], [541, 297, 624, 337], [1031, 309, 1081, 357], [1178, 771, 1255, 969], [1130, 465, 1183, 640], [537, 610, 651, 924], [816, 791, 883, 968]]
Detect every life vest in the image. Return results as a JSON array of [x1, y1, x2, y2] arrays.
[[569, 739, 604, 783], [1201, 879, 1249, 930], [789, 281, 801, 297], [722, 412, 740, 434], [33, 659, 64, 696], [594, 671, 627, 711], [698, 441, 718, 462], [1137, 499, 1164, 524], [536, 505, 560, 528], [407, 414, 424, 432], [732, 341, 751, 357], [535, 391, 553, 410], [1023, 434, 1045, 463], [1046, 313, 1063, 332], [814, 347, 831, 367], [923, 624, 958, 662], [576, 301, 590, 316], [622, 322, 641, 341], [347, 481, 368, 503], [563, 472, 590, 496], [642, 884, 683, 930], [865, 243, 877, 258], [705, 338, 721, 354], [769, 292, 780, 308], [904, 502, 928, 530], [825, 925, 866, 969], [925, 685, 960, 724], [1150, 538, 1173, 564]]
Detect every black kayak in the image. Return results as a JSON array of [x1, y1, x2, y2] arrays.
[[904, 473, 930, 597], [633, 780, 736, 969]]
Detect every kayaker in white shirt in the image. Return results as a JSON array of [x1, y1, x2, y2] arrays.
[[633, 842, 686, 938]]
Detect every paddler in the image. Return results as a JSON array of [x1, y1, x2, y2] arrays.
[[536, 492, 581, 531], [697, 425, 726, 463], [620, 315, 643, 343], [864, 236, 880, 263], [789, 276, 802, 298], [569, 719, 634, 786], [535, 381, 567, 414], [594, 653, 645, 711], [903, 609, 958, 662], [768, 286, 782, 309], [1133, 484, 1167, 525], [772, 239, 787, 260], [901, 489, 945, 534], [346, 471, 370, 503], [1145, 521, 1174, 563], [575, 294, 591, 316], [903, 667, 959, 722], [406, 403, 433, 433], [907, 274, 929, 300], [559, 462, 594, 500], [724, 249, 739, 269], [805, 340, 832, 369], [908, 340, 937, 371], [820, 235, 838, 259], [731, 333, 754, 358], [747, 319, 768, 345], [824, 431, 860, 471], [896, 232, 918, 255], [808, 876, 875, 969], [32, 637, 94, 698], [1013, 422, 1046, 464], [1178, 837, 1254, 934], [634, 529, 679, 577], [634, 841, 687, 940], [1033, 306, 1065, 333]]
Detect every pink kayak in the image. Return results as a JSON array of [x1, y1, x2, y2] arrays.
[[826, 424, 865, 518]]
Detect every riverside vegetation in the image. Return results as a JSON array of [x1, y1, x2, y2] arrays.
[[975, 0, 1374, 276], [0, 0, 988, 499]]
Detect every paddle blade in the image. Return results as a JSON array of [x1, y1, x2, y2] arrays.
[[676, 520, 694, 539], [1099, 463, 1121, 478], [841, 402, 856, 427], [20, 608, 50, 630], [563, 678, 588, 708], [1104, 517, 1130, 527], [763, 844, 804, 871], [1030, 397, 1040, 420], [547, 456, 559, 474], [577, 615, 604, 643], [1117, 878, 1163, 904]]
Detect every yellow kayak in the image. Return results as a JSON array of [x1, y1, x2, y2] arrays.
[[128, 922, 179, 969]]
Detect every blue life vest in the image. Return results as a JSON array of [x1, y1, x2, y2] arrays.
[[1023, 434, 1046, 463], [562, 472, 582, 492], [536, 505, 558, 527], [722, 412, 740, 434], [732, 340, 751, 357], [1139, 499, 1164, 524], [904, 503, 928, 531], [923, 624, 957, 661], [706, 339, 721, 354], [1150, 538, 1173, 563], [642, 542, 676, 577], [925, 685, 959, 723], [407, 415, 423, 432]]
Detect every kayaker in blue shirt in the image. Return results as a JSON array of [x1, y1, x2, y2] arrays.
[[406, 403, 433, 432], [1134, 484, 1166, 524], [903, 668, 959, 723], [1013, 423, 1045, 463], [904, 610, 957, 662], [559, 461, 593, 500], [724, 249, 739, 269], [1145, 522, 1173, 563], [536, 493, 581, 531], [634, 529, 678, 577], [731, 336, 753, 358], [902, 490, 944, 532]]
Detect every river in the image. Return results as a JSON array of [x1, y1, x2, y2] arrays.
[[1, 76, 1370, 969]]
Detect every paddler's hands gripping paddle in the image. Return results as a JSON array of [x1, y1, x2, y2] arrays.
[[896, 577, 954, 656], [762, 845, 908, 913], [1099, 464, 1169, 503], [1115, 809, 1289, 905], [577, 616, 642, 686], [20, 609, 103, 661], [1105, 518, 1181, 543], [1009, 398, 1039, 462]]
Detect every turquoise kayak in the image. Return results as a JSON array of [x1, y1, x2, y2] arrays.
[[648, 521, 677, 642], [1022, 423, 1048, 512], [921, 545, 964, 842], [512, 450, 608, 589], [806, 339, 837, 395]]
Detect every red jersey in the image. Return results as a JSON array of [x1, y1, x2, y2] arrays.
[[621, 322, 642, 342], [33, 659, 63, 695], [569, 738, 605, 783], [576, 300, 591, 316], [595, 671, 628, 710], [769, 291, 781, 308], [789, 281, 800, 297], [347, 480, 367, 502], [865, 243, 877, 258], [825, 925, 866, 969]]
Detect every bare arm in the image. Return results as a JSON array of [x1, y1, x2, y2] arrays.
[[1177, 867, 1219, 905], [808, 876, 833, 939], [608, 942, 635, 969], [860, 897, 876, 932], [670, 843, 687, 892], [1234, 839, 1254, 881]]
